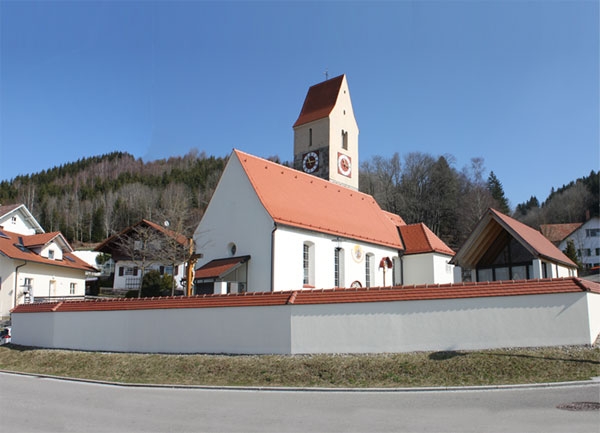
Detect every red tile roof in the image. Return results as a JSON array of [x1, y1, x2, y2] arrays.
[[195, 256, 250, 280], [236, 150, 404, 249], [21, 232, 70, 250], [95, 219, 190, 254], [293, 75, 345, 127], [0, 203, 21, 217], [12, 277, 599, 313], [490, 209, 576, 267], [540, 223, 583, 244], [400, 223, 455, 256], [0, 229, 97, 272]]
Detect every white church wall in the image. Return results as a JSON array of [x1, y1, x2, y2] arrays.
[[12, 291, 599, 354], [273, 225, 400, 291], [289, 292, 598, 354], [194, 153, 275, 292], [402, 254, 435, 285], [13, 305, 293, 354], [432, 253, 455, 284]]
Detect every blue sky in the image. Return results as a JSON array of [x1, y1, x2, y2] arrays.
[[1, 1, 598, 208]]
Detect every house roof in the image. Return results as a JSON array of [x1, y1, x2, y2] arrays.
[[95, 219, 190, 255], [12, 277, 598, 314], [293, 75, 345, 127], [0, 203, 44, 234], [0, 203, 21, 216], [399, 223, 455, 256], [21, 232, 72, 252], [0, 229, 97, 272], [540, 223, 583, 244], [195, 256, 250, 280], [452, 208, 577, 269], [235, 150, 404, 249]]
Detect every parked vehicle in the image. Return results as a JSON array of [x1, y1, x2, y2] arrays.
[[0, 327, 11, 345]]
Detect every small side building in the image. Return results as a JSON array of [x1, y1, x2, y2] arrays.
[[451, 208, 578, 282]]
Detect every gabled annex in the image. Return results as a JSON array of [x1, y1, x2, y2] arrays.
[[451, 208, 578, 282]]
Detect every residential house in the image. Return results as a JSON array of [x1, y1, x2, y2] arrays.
[[193, 75, 455, 294], [542, 217, 600, 271], [0, 203, 44, 236], [0, 226, 96, 321], [95, 219, 193, 293], [451, 208, 578, 282]]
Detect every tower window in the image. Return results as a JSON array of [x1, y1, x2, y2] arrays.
[[342, 130, 348, 150], [309, 128, 313, 147]]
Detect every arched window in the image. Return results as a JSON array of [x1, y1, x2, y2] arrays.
[[334, 248, 345, 288], [365, 253, 374, 288], [303, 242, 315, 287]]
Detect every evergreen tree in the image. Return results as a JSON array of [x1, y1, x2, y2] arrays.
[[563, 239, 582, 270], [487, 171, 510, 214]]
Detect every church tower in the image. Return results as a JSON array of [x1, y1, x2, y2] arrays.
[[293, 74, 359, 190]]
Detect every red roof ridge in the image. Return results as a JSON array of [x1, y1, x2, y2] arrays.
[[13, 277, 598, 314]]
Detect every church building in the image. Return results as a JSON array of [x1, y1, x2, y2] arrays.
[[192, 75, 455, 294]]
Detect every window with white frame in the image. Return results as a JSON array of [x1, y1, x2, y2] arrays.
[[585, 228, 600, 237], [70, 283, 76, 295], [303, 242, 315, 287], [48, 249, 55, 260], [365, 253, 374, 288]]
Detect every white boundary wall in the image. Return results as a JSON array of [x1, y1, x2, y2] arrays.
[[11, 292, 600, 354]]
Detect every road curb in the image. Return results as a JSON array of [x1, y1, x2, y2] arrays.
[[1, 369, 599, 392]]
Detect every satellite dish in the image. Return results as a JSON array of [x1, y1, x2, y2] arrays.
[[163, 220, 170, 227]]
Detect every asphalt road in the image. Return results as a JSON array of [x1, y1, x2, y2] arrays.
[[0, 372, 598, 433]]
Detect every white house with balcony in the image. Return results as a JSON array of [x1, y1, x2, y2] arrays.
[[0, 204, 96, 320]]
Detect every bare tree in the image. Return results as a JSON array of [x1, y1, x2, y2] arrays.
[[113, 224, 166, 298]]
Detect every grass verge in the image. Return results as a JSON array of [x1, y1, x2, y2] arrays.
[[0, 344, 598, 388]]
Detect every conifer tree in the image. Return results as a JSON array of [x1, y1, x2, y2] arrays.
[[487, 171, 510, 214]]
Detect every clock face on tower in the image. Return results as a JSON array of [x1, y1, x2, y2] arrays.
[[337, 153, 352, 177], [302, 151, 319, 173]]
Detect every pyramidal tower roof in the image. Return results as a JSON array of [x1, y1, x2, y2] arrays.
[[293, 75, 345, 127]]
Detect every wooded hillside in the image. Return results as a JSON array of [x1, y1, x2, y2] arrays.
[[0, 150, 596, 251], [0, 150, 226, 245]]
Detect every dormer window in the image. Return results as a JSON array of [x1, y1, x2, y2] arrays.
[[11, 216, 17, 224], [48, 250, 55, 260]]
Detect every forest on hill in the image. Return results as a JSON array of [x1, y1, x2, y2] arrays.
[[0, 150, 597, 251]]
